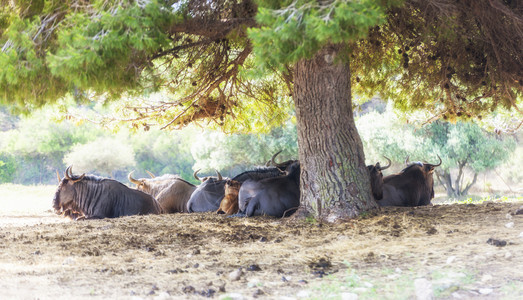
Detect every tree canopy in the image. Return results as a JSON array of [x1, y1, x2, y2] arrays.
[[0, 0, 520, 129]]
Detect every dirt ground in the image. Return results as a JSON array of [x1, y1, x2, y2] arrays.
[[0, 201, 522, 299]]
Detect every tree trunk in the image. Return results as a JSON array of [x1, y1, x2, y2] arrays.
[[461, 172, 478, 196], [440, 170, 457, 197], [293, 44, 378, 221]]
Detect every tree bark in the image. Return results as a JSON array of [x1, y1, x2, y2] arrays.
[[293, 44, 378, 221], [440, 171, 457, 197], [461, 172, 478, 196]]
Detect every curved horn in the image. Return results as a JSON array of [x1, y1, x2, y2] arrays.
[[404, 155, 410, 166], [65, 166, 72, 180], [193, 169, 202, 181], [265, 160, 271, 167], [379, 156, 392, 171], [430, 155, 442, 167], [128, 171, 141, 185], [73, 174, 86, 183], [270, 150, 283, 166], [215, 169, 223, 181], [67, 166, 85, 183], [56, 170, 61, 183], [145, 170, 155, 178]]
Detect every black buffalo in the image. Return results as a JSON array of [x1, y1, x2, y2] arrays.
[[186, 170, 228, 212], [238, 161, 300, 217], [378, 156, 442, 207], [53, 166, 163, 219], [128, 171, 196, 213]]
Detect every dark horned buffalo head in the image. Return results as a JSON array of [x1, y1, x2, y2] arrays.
[[187, 169, 228, 212], [367, 156, 391, 200], [193, 169, 223, 182], [267, 150, 298, 172], [53, 166, 85, 215]]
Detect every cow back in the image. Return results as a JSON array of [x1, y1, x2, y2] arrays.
[[232, 167, 284, 182], [155, 179, 197, 213]]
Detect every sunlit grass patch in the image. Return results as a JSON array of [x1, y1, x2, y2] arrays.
[[0, 184, 56, 215], [438, 195, 523, 205], [307, 265, 487, 300], [309, 266, 415, 300], [500, 281, 523, 297]]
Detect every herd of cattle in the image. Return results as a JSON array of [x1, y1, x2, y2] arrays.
[[52, 152, 441, 220]]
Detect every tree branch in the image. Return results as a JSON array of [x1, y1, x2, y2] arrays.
[[168, 18, 257, 39], [461, 172, 478, 196]]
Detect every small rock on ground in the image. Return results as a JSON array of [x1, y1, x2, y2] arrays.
[[414, 278, 433, 300]]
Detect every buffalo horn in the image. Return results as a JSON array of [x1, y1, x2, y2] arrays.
[[404, 155, 410, 166], [65, 165, 72, 180], [215, 169, 223, 181], [270, 150, 283, 166], [66, 166, 85, 183], [145, 170, 155, 178], [56, 170, 61, 183], [128, 171, 141, 185], [193, 169, 202, 181], [430, 155, 442, 167], [379, 156, 392, 170]]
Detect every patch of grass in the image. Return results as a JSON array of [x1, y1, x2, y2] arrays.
[[309, 266, 485, 300], [439, 195, 523, 205], [430, 268, 476, 298], [0, 183, 56, 215], [500, 281, 523, 297], [309, 267, 415, 300]]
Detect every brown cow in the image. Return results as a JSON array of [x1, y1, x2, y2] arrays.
[[128, 171, 197, 213], [216, 180, 242, 215], [378, 156, 442, 207]]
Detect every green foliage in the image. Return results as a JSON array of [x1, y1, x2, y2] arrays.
[[249, 0, 400, 71], [0, 0, 176, 109], [357, 106, 516, 172], [128, 128, 196, 182], [47, 1, 174, 97], [497, 145, 523, 186], [63, 136, 136, 177], [0, 105, 103, 183], [356, 106, 420, 164], [418, 121, 516, 173], [190, 120, 298, 176], [0, 154, 16, 183]]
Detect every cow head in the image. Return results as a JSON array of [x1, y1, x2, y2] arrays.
[[128, 171, 150, 193], [367, 157, 391, 200], [53, 166, 85, 214], [128, 171, 179, 196]]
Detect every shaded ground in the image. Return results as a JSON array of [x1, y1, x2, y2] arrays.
[[0, 201, 522, 299]]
